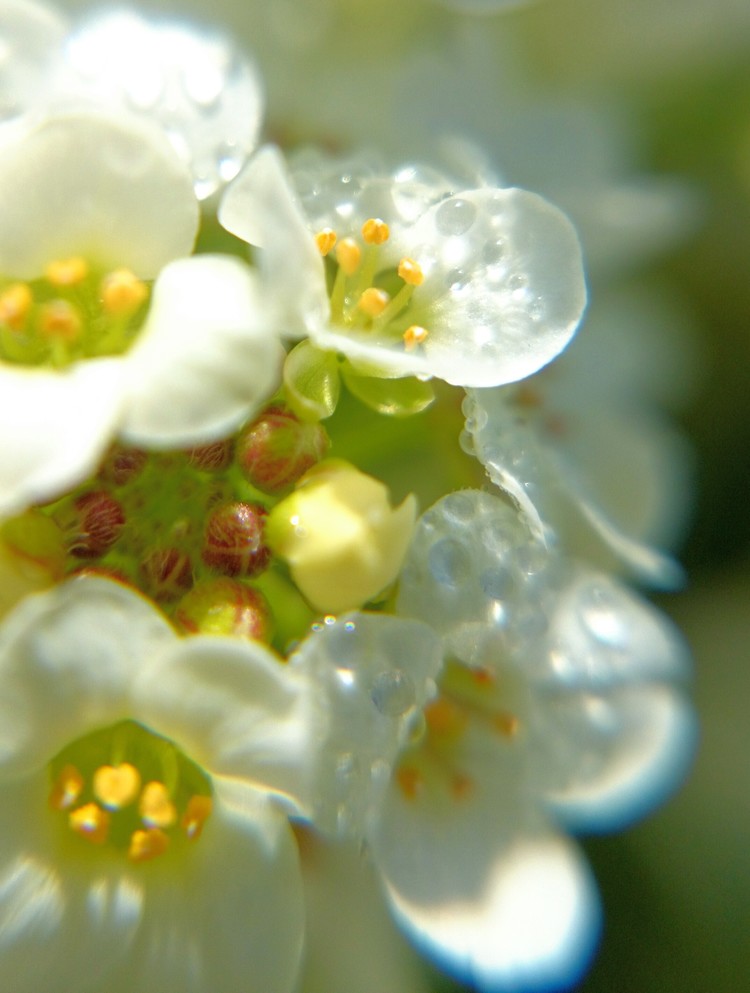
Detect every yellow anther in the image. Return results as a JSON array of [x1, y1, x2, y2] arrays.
[[38, 300, 82, 341], [0, 283, 32, 330], [396, 765, 423, 801], [181, 795, 213, 841], [398, 257, 424, 286], [361, 217, 390, 245], [451, 772, 473, 800], [49, 764, 84, 811], [128, 827, 170, 863], [335, 237, 362, 276], [493, 712, 520, 738], [358, 287, 390, 317], [315, 228, 337, 256], [45, 256, 89, 287], [100, 268, 148, 317], [403, 325, 429, 351], [93, 763, 141, 810], [139, 781, 177, 829], [424, 697, 468, 740], [69, 802, 110, 845]]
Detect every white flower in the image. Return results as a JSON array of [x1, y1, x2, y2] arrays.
[[0, 108, 283, 518], [0, 576, 314, 993], [462, 287, 697, 587], [0, 0, 66, 124], [359, 490, 696, 992], [219, 144, 586, 389]]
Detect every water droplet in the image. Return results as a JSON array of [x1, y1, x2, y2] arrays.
[[429, 539, 471, 587], [579, 585, 628, 650], [436, 197, 477, 236], [344, 620, 356, 632], [509, 273, 529, 291], [446, 268, 468, 293], [480, 567, 515, 600], [482, 238, 507, 265], [336, 667, 356, 688], [370, 670, 416, 716], [324, 615, 336, 626], [529, 299, 546, 323]]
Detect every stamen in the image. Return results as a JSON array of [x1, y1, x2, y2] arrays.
[[100, 268, 148, 317], [362, 218, 390, 245], [358, 287, 390, 317], [0, 283, 32, 330], [45, 256, 88, 287], [315, 228, 337, 256], [396, 765, 423, 800], [93, 763, 141, 810], [128, 827, 170, 863], [69, 803, 110, 845], [493, 712, 520, 737], [424, 697, 468, 740], [139, 781, 178, 828], [38, 300, 82, 341], [181, 795, 213, 840], [398, 257, 424, 286], [403, 325, 429, 351], [335, 238, 362, 276], [451, 772, 473, 800], [49, 764, 84, 811]]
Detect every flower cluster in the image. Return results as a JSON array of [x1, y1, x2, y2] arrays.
[[0, 3, 696, 993]]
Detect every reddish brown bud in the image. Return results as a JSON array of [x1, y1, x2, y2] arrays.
[[173, 578, 272, 642], [186, 439, 234, 472], [201, 501, 270, 577], [99, 445, 148, 486], [236, 405, 329, 494], [140, 547, 194, 601], [64, 491, 126, 559]]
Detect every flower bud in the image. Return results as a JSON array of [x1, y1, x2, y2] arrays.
[[201, 501, 270, 577], [266, 460, 417, 614], [236, 405, 329, 494], [61, 491, 126, 559], [187, 439, 234, 472], [99, 444, 148, 487], [140, 547, 194, 601], [174, 578, 272, 642]]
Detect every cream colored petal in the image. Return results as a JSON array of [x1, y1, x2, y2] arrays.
[[0, 110, 198, 279], [121, 255, 283, 447]]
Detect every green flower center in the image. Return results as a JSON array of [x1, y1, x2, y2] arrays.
[[48, 720, 212, 864], [0, 256, 150, 369]]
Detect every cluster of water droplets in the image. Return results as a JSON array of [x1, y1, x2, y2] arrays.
[[288, 611, 442, 836], [62, 10, 263, 199]]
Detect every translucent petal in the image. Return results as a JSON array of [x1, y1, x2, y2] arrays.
[[0, 110, 198, 279], [104, 780, 304, 993], [0, 769, 144, 993], [120, 255, 284, 447], [370, 780, 600, 993], [0, 0, 67, 123], [0, 359, 125, 518], [0, 578, 175, 778], [287, 612, 443, 837], [63, 10, 264, 199], [133, 634, 318, 817], [219, 144, 329, 334]]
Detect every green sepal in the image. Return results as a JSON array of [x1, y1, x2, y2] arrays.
[[341, 362, 435, 417], [283, 340, 340, 421]]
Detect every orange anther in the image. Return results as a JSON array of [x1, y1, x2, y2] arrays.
[[361, 218, 390, 245], [315, 228, 337, 256]]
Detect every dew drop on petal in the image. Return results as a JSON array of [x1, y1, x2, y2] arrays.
[[436, 197, 477, 236], [480, 566, 515, 601], [578, 584, 630, 651], [429, 538, 471, 587], [370, 669, 416, 717]]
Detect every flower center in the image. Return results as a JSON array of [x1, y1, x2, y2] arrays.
[[47, 720, 212, 864], [315, 218, 431, 354], [0, 257, 150, 369]]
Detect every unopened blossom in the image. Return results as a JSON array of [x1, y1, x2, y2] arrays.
[[0, 577, 309, 993], [219, 144, 586, 391], [266, 460, 417, 614], [0, 108, 283, 518], [355, 490, 696, 992]]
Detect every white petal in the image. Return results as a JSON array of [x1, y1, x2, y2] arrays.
[[0, 769, 143, 993], [298, 836, 431, 993], [219, 145, 330, 335], [287, 612, 443, 837], [0, 110, 198, 279], [105, 780, 304, 993], [120, 255, 284, 447], [133, 634, 319, 816], [0, 359, 125, 518], [370, 781, 600, 993], [0, 0, 67, 122], [0, 577, 175, 778]]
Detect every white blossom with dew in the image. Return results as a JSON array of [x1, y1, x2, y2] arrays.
[[219, 144, 587, 388]]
